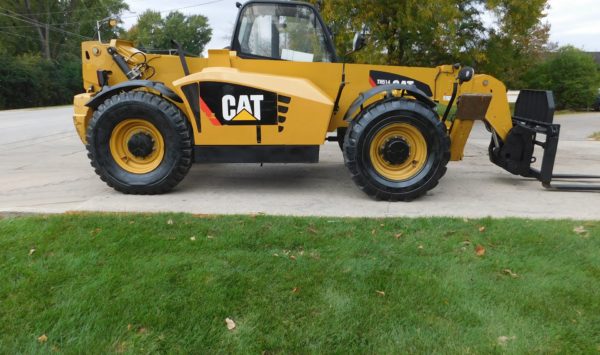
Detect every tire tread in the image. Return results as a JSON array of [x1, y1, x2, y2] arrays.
[[343, 98, 450, 201], [85, 91, 192, 194]]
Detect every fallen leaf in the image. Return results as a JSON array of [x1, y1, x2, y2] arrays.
[[137, 327, 147, 334], [207, 235, 214, 239], [371, 229, 376, 235], [502, 269, 519, 278], [37, 334, 48, 343], [307, 227, 318, 235], [292, 287, 299, 293], [273, 253, 279, 257], [289, 255, 297, 261], [129, 221, 135, 224], [380, 223, 385, 227], [225, 318, 236, 330], [573, 226, 588, 236], [190, 236, 196, 241], [497, 335, 516, 346], [29, 248, 36, 256], [475, 245, 486, 256], [376, 290, 385, 296], [462, 240, 472, 246], [478, 226, 486, 233], [167, 219, 174, 225], [127, 324, 132, 331], [394, 233, 403, 239], [192, 214, 217, 219], [418, 244, 424, 250], [463, 217, 469, 223]]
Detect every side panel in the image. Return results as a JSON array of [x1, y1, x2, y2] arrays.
[[173, 67, 333, 145]]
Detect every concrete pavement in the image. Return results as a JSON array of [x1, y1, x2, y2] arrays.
[[1, 106, 599, 219]]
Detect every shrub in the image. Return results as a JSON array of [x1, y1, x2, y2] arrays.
[[523, 46, 600, 110], [0, 55, 82, 110]]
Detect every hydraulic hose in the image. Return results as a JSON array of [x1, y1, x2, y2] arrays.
[[107, 47, 141, 80], [442, 82, 459, 123]]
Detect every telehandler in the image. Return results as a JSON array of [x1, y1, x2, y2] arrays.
[[72, 0, 600, 201]]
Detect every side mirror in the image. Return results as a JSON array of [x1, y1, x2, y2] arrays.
[[352, 32, 366, 52], [458, 66, 475, 84], [96, 17, 118, 43]]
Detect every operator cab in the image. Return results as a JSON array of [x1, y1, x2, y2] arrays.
[[231, 1, 337, 62]]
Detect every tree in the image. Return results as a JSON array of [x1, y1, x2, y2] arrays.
[[0, 0, 129, 60], [126, 10, 212, 56], [524, 46, 600, 110], [310, 0, 549, 86], [481, 0, 551, 88]]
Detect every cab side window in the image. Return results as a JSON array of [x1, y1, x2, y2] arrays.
[[235, 4, 333, 62]]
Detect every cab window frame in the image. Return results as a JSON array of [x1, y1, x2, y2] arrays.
[[230, 0, 338, 63]]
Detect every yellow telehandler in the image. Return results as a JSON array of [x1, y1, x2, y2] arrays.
[[72, 0, 600, 200]]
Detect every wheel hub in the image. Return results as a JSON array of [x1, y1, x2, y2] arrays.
[[127, 132, 155, 158], [381, 137, 410, 165]]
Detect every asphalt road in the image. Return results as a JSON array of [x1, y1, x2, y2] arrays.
[[1, 106, 599, 219]]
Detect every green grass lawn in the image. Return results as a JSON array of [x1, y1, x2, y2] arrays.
[[1, 214, 598, 353]]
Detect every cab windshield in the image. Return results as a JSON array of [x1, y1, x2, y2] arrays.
[[235, 3, 334, 62]]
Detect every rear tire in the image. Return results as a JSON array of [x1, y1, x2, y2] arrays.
[[86, 91, 193, 194], [343, 98, 450, 201]]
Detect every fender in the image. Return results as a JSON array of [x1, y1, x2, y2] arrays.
[[343, 84, 436, 121], [85, 80, 183, 109]]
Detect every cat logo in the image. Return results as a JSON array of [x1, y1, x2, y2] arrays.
[[198, 82, 279, 126], [222, 94, 264, 121]]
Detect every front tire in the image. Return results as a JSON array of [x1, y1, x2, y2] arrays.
[[86, 91, 193, 194], [343, 98, 450, 201]]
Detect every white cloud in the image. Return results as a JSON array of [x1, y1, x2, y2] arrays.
[[546, 0, 600, 50]]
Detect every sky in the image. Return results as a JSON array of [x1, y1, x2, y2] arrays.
[[122, 0, 600, 53]]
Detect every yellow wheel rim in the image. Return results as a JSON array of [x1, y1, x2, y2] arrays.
[[109, 119, 164, 174], [369, 122, 428, 181]]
